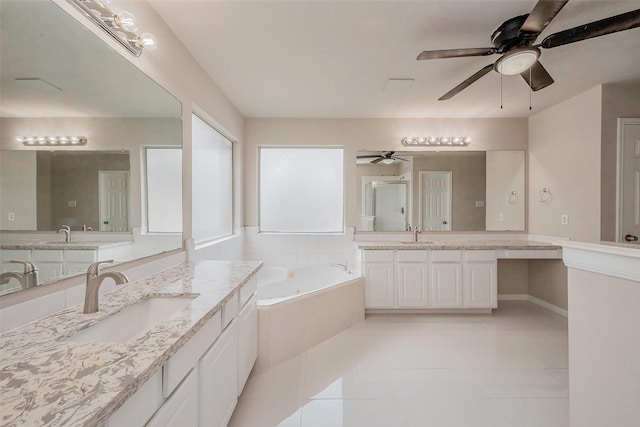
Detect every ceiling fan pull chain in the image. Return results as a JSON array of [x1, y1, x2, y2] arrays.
[[500, 72, 503, 109], [529, 67, 533, 111]]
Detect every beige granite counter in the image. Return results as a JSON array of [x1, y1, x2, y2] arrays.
[[0, 260, 262, 427], [356, 240, 560, 250], [1, 241, 133, 250]]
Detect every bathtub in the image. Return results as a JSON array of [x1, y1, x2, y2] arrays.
[[255, 265, 365, 370]]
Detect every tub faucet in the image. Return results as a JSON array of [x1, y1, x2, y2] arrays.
[[0, 261, 39, 290], [413, 225, 422, 242], [331, 262, 352, 274], [57, 225, 71, 242], [83, 260, 129, 314]]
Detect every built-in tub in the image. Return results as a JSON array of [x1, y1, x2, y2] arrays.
[[255, 265, 365, 370]]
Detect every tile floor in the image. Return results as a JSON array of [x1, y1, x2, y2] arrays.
[[229, 301, 569, 427]]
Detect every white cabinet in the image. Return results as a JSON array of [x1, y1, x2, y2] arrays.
[[146, 368, 198, 427], [238, 295, 258, 395], [200, 320, 238, 427], [463, 251, 497, 308], [363, 250, 395, 308], [361, 248, 497, 311]]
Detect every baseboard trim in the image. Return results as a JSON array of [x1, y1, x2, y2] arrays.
[[498, 294, 568, 318]]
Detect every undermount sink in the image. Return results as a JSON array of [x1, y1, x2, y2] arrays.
[[401, 241, 438, 245], [61, 295, 198, 343]]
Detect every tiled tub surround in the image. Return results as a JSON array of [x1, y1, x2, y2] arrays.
[[0, 260, 262, 427]]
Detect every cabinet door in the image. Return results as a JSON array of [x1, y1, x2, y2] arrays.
[[146, 368, 198, 427], [200, 320, 238, 427], [364, 262, 395, 308], [397, 263, 429, 308], [464, 262, 497, 308], [36, 262, 65, 282], [430, 263, 463, 308], [238, 297, 257, 395]]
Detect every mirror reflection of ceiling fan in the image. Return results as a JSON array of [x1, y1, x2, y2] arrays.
[[357, 151, 409, 164], [416, 0, 640, 100]]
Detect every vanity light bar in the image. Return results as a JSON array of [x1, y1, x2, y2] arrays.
[[18, 136, 88, 146], [67, 0, 157, 57], [402, 136, 471, 146]]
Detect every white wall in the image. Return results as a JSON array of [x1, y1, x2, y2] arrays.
[[486, 150, 525, 231], [244, 118, 528, 228], [0, 151, 36, 230], [528, 86, 602, 242]]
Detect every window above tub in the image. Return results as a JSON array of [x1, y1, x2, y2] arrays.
[[259, 147, 344, 234]]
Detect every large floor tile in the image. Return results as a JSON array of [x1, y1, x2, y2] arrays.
[[300, 399, 409, 427]]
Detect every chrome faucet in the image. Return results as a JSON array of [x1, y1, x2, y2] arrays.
[[0, 261, 39, 290], [83, 260, 129, 314], [331, 261, 352, 274], [413, 225, 422, 242], [57, 224, 71, 242]]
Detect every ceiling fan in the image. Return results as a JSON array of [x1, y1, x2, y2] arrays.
[[357, 151, 409, 164], [417, 0, 640, 100]]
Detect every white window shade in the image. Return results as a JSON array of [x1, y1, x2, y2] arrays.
[[146, 148, 182, 233], [260, 147, 344, 233], [192, 114, 233, 243]]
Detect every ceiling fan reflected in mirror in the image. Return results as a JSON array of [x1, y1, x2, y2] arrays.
[[416, 0, 640, 101], [357, 151, 409, 165]]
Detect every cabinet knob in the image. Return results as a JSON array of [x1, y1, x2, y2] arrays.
[[624, 234, 638, 242]]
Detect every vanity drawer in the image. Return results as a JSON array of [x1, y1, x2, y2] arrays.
[[431, 250, 462, 262], [65, 250, 98, 262], [363, 250, 394, 263], [163, 310, 222, 397], [397, 250, 428, 262], [465, 250, 496, 262], [240, 276, 258, 308], [223, 293, 239, 328], [32, 250, 63, 262], [1, 250, 31, 262]]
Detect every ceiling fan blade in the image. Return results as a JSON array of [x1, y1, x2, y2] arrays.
[[520, 0, 569, 34], [520, 60, 554, 91], [370, 157, 383, 164], [540, 8, 640, 49], [394, 157, 409, 162], [438, 64, 494, 101], [417, 47, 495, 60], [357, 155, 384, 159]]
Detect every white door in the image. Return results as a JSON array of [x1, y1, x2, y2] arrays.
[[420, 171, 452, 231], [98, 171, 129, 232], [619, 119, 640, 245], [373, 181, 408, 231]]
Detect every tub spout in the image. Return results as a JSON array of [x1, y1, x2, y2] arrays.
[[331, 262, 352, 274]]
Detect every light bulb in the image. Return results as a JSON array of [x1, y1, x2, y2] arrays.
[[114, 10, 138, 32], [429, 137, 438, 144], [417, 137, 426, 144], [137, 33, 158, 51]]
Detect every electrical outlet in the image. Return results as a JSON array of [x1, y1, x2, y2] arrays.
[[68, 200, 77, 208], [561, 214, 569, 225], [8, 213, 15, 221], [498, 213, 504, 222], [475, 201, 485, 208]]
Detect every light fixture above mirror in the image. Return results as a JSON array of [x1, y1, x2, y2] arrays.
[[18, 136, 87, 146], [68, 0, 157, 56], [402, 136, 471, 146]]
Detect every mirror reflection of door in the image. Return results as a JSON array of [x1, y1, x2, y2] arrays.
[[372, 181, 408, 231], [619, 119, 640, 245], [99, 170, 129, 232], [420, 171, 452, 231]]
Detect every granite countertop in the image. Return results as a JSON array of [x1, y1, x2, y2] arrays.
[[356, 240, 561, 250], [1, 241, 133, 250], [0, 260, 262, 427]]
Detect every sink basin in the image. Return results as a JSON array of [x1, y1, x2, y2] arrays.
[[401, 241, 438, 245], [61, 295, 197, 343]]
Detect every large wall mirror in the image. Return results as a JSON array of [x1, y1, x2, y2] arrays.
[[0, 0, 183, 296], [357, 150, 525, 232]]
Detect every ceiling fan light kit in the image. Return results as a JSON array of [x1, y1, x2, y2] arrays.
[[416, 0, 640, 102], [402, 136, 470, 146], [494, 47, 540, 75]]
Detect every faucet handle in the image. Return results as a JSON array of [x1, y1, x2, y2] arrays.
[[10, 260, 38, 274], [87, 260, 114, 275]]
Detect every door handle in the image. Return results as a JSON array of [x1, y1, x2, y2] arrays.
[[624, 234, 638, 242], [401, 207, 405, 214], [443, 220, 448, 225], [103, 221, 109, 225]]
